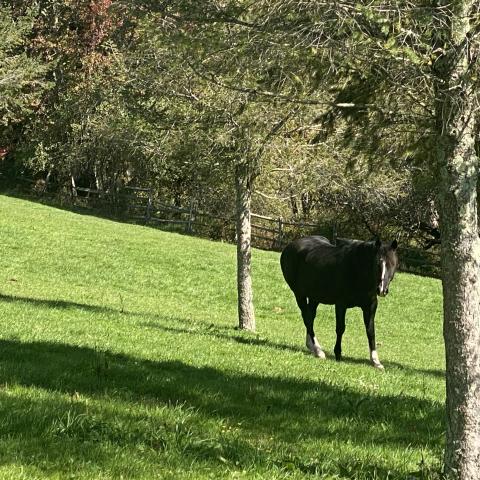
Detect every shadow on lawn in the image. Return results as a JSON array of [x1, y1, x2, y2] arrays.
[[0, 337, 444, 477], [142, 321, 445, 378], [0, 339, 443, 444], [0, 293, 116, 315], [142, 321, 303, 355], [1, 292, 302, 354], [1, 292, 445, 379], [340, 355, 445, 379]]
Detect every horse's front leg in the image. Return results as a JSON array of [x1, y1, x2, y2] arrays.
[[362, 300, 384, 369], [334, 304, 346, 361]]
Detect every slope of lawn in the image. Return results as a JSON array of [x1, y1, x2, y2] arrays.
[[0, 195, 445, 479]]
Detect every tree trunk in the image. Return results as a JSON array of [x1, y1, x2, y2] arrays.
[[440, 116, 480, 480], [435, 4, 480, 477], [235, 161, 255, 331], [71, 175, 78, 198], [94, 162, 104, 193]]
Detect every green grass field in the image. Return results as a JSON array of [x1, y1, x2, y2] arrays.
[[0, 195, 445, 479]]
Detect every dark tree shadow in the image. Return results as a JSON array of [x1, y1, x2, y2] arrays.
[[0, 293, 445, 379], [141, 321, 303, 355], [142, 321, 445, 378], [0, 339, 443, 446], [340, 355, 445, 378], [0, 293, 116, 315]]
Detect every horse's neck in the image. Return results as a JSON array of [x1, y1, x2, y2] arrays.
[[349, 247, 377, 286]]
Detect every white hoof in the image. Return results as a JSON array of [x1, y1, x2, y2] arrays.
[[306, 335, 326, 359], [370, 350, 384, 369], [312, 347, 326, 359]]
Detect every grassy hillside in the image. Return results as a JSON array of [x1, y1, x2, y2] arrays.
[[0, 195, 444, 479]]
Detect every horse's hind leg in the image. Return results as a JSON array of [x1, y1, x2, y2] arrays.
[[295, 295, 325, 359]]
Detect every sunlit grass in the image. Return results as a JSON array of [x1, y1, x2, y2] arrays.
[[0, 195, 445, 479]]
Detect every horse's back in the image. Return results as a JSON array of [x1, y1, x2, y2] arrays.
[[280, 236, 344, 302], [280, 236, 333, 277], [282, 235, 330, 255]]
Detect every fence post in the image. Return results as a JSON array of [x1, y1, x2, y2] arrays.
[[145, 190, 152, 224], [273, 217, 284, 249], [186, 199, 194, 234]]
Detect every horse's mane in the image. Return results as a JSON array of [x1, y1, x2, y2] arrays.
[[335, 237, 371, 247]]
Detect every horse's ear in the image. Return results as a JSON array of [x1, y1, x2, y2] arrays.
[[375, 238, 381, 250], [391, 239, 398, 250]]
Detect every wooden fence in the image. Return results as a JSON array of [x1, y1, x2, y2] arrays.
[[70, 185, 441, 277]]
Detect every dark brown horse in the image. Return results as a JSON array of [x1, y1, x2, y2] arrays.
[[280, 236, 398, 369]]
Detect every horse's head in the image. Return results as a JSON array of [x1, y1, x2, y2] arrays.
[[375, 238, 398, 297]]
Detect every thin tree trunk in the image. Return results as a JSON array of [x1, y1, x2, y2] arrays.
[[71, 175, 77, 198], [435, 3, 480, 477], [94, 162, 104, 193], [44, 169, 52, 192], [235, 161, 255, 331]]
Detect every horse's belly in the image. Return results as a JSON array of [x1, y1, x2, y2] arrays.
[[300, 272, 367, 307], [301, 277, 342, 305]]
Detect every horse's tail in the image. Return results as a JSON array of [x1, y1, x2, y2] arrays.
[[280, 243, 298, 291]]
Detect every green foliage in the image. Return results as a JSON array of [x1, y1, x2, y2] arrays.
[[1, 0, 459, 246], [0, 194, 445, 479], [0, 6, 52, 137]]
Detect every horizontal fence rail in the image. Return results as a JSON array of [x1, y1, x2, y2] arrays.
[[65, 184, 442, 278]]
